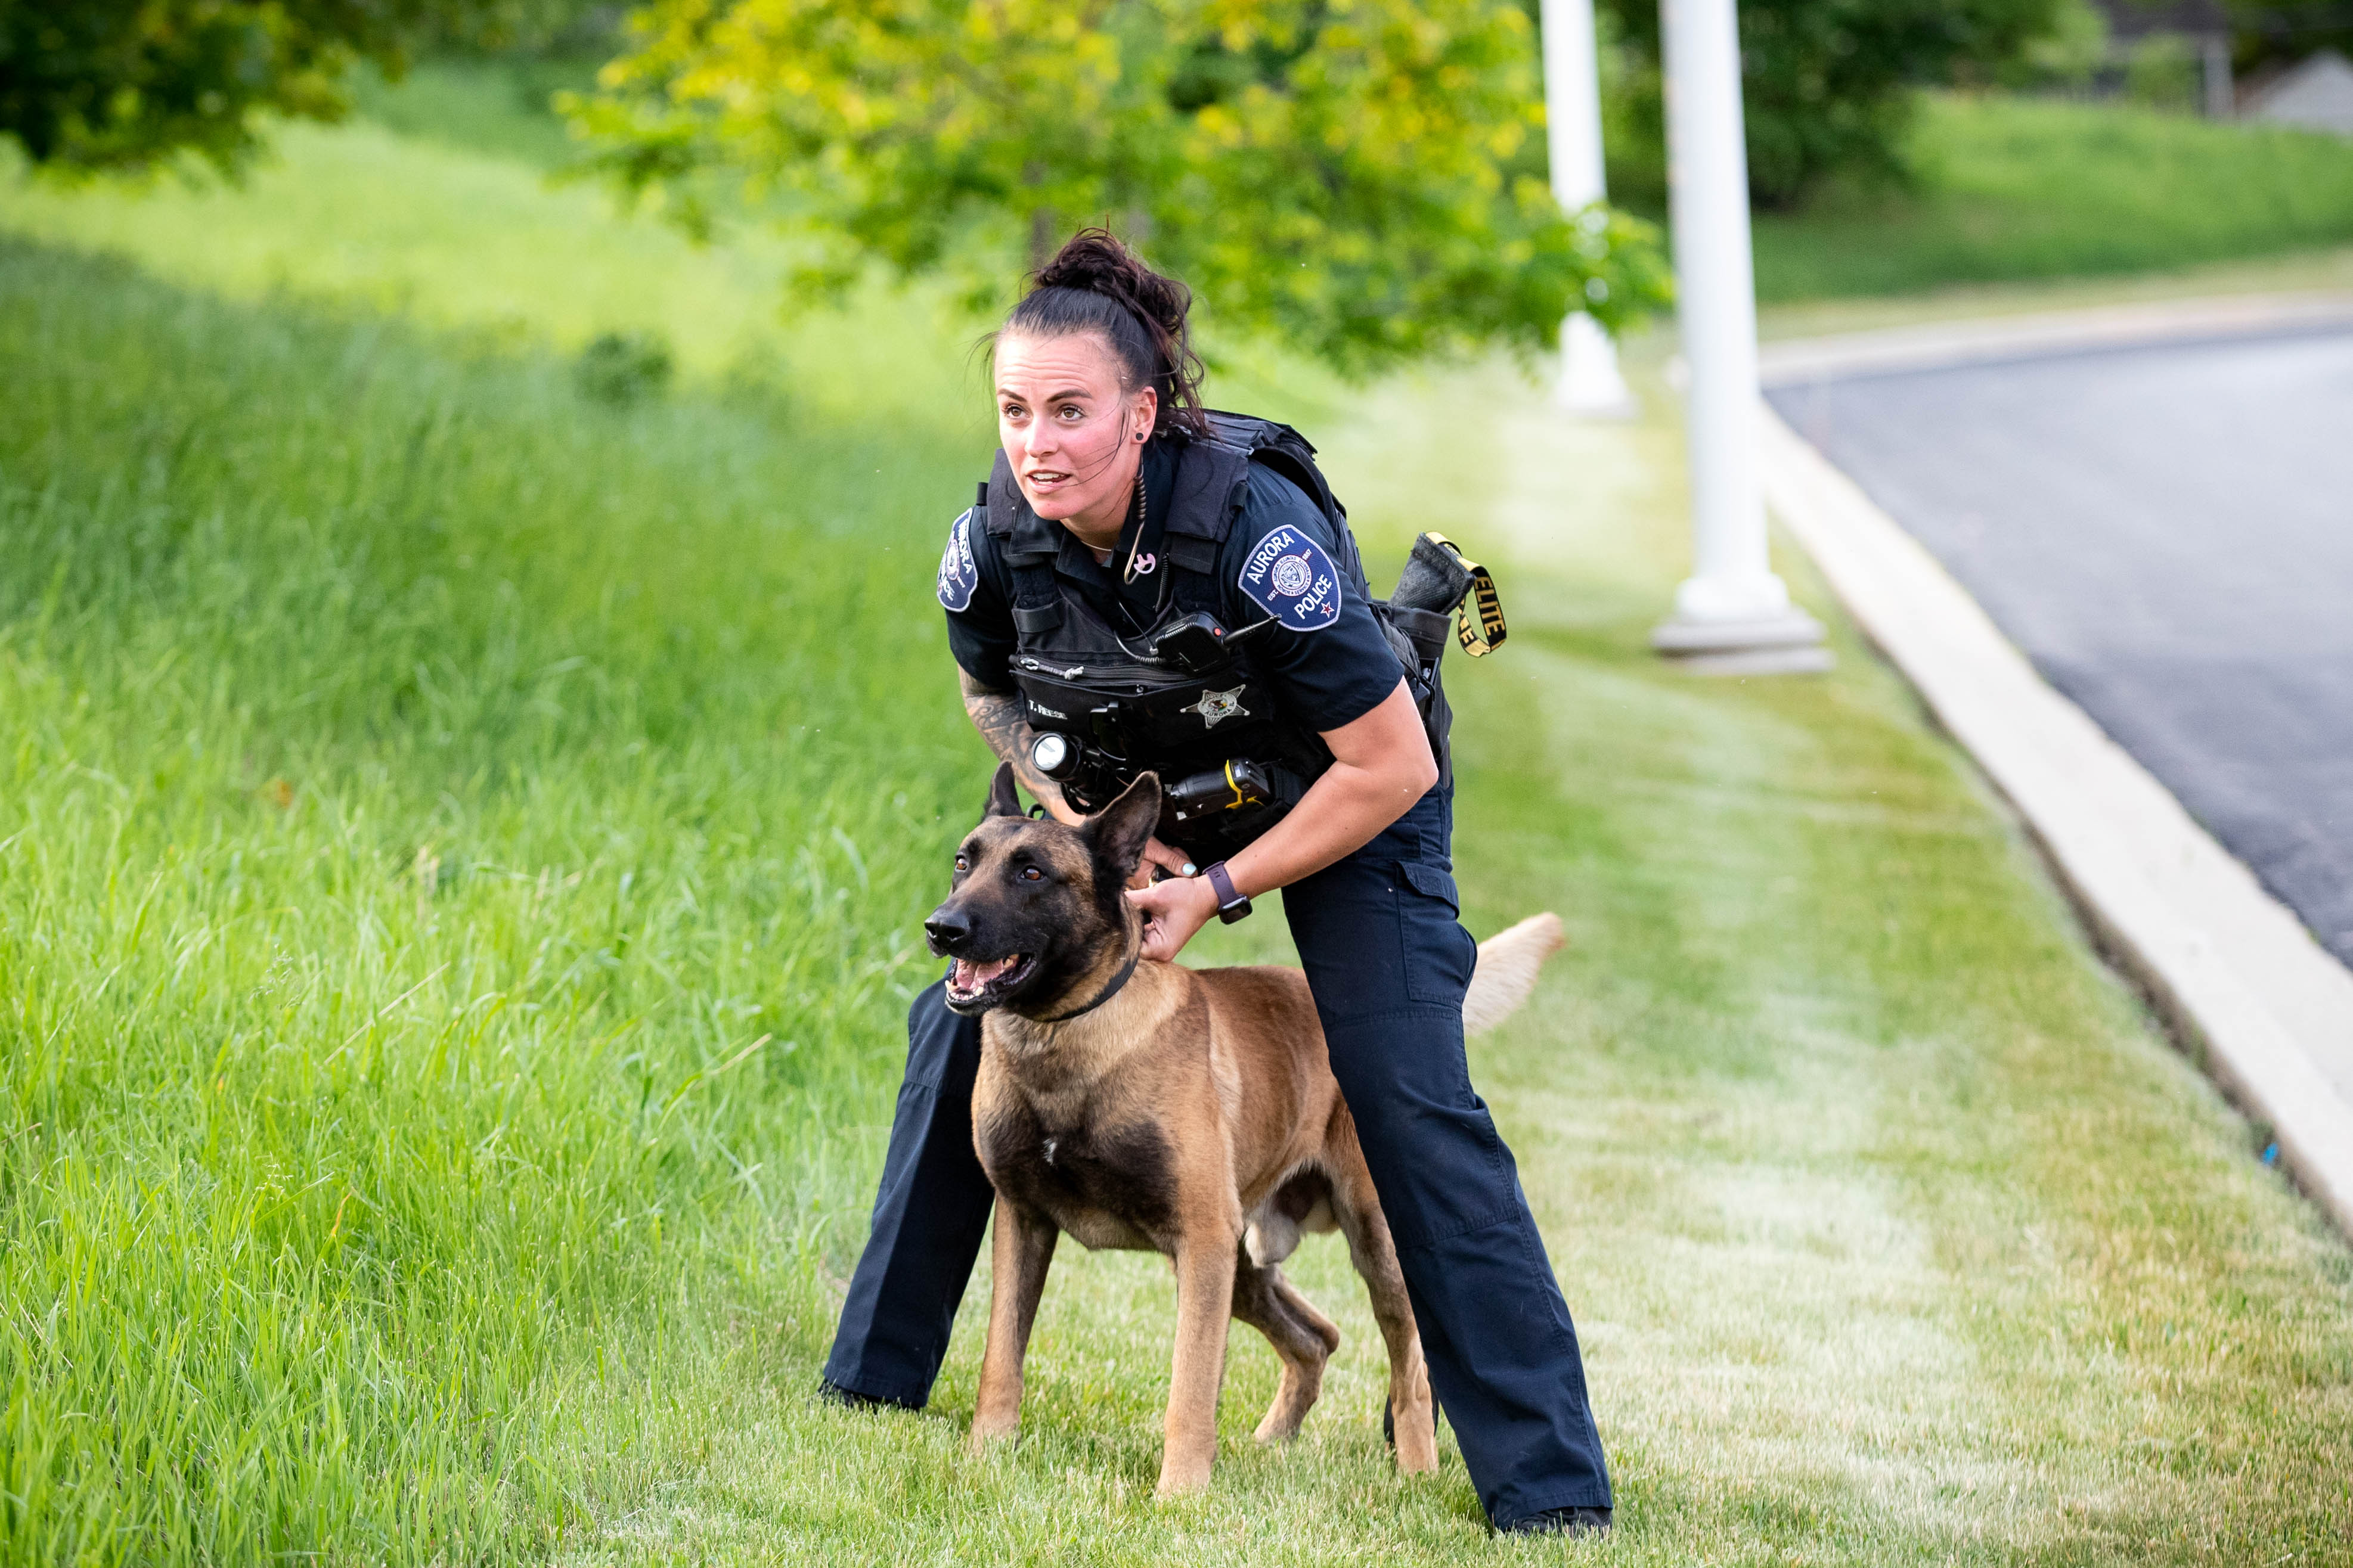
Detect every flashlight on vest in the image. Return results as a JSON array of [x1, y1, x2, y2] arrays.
[[1029, 731, 1083, 781]]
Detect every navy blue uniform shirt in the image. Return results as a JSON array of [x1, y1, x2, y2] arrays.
[[942, 440, 1402, 735]]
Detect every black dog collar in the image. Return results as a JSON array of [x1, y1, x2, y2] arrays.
[[1034, 930, 1143, 1024]]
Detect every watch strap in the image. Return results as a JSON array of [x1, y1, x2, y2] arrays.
[[1202, 861, 1252, 923]]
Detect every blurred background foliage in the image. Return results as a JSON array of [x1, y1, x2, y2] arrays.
[[0, 0, 447, 173], [2227, 0, 2353, 77], [569, 0, 1672, 375], [0, 0, 1673, 376], [1595, 0, 2067, 209], [9, 0, 2353, 332], [0, 0, 618, 177]]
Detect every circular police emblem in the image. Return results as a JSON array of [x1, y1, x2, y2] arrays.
[[937, 510, 979, 612], [1237, 524, 1343, 633]]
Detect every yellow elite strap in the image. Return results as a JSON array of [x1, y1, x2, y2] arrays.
[[1422, 532, 1508, 657]]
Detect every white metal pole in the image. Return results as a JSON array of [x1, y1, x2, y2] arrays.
[[1541, 0, 1636, 415], [2200, 34, 2234, 120], [1651, 0, 1825, 666]]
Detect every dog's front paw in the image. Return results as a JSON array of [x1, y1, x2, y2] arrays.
[[1153, 1454, 1214, 1498], [967, 1413, 1019, 1454], [1390, 1392, 1439, 1475]]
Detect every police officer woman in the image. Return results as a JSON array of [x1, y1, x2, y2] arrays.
[[821, 232, 1612, 1536]]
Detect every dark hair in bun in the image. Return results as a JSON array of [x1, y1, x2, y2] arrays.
[[1002, 229, 1208, 439]]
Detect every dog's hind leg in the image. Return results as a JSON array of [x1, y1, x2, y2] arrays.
[[1327, 1142, 1438, 1474], [1229, 1243, 1341, 1443], [971, 1196, 1058, 1451]]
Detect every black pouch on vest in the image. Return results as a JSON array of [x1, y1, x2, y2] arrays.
[[1390, 532, 1477, 625], [1372, 531, 1496, 791]]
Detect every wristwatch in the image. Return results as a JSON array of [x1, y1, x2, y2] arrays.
[[1202, 861, 1253, 924]]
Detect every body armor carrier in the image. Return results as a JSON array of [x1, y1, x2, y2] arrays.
[[981, 411, 1497, 862]]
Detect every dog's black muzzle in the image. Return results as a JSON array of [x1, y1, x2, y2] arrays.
[[923, 903, 972, 957]]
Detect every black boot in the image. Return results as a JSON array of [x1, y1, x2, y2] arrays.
[[818, 1378, 915, 1412], [1499, 1505, 1612, 1538]]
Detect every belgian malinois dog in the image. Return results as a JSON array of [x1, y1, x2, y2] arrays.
[[924, 762, 1564, 1496]]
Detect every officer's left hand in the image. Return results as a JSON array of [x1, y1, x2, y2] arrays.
[[1127, 873, 1219, 963], [1128, 836, 1195, 891]]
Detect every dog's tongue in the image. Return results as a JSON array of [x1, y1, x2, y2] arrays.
[[953, 955, 1018, 992]]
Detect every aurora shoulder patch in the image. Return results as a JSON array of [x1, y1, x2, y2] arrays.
[[936, 508, 979, 612], [1236, 524, 1342, 632]]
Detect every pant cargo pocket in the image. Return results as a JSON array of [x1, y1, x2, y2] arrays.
[[1396, 859, 1476, 1006]]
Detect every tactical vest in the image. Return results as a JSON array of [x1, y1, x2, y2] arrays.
[[976, 412, 1467, 862]]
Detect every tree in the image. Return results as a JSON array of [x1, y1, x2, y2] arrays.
[[0, 0, 613, 176], [569, 0, 1671, 375], [1597, 0, 2064, 208], [2224, 1, 2353, 77], [0, 0, 452, 174]]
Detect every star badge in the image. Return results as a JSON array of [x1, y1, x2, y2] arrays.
[[1189, 686, 1248, 728]]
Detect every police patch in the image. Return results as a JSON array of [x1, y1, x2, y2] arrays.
[[936, 508, 978, 612], [1236, 524, 1342, 632]]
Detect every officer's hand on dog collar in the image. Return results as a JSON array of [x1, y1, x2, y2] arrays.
[[1130, 835, 1197, 891], [1127, 874, 1220, 962]]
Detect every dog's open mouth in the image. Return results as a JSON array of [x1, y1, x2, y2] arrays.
[[945, 952, 1038, 1010]]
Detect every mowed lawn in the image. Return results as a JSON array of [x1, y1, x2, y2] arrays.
[[1740, 92, 2353, 302], [2, 85, 2351, 1565]]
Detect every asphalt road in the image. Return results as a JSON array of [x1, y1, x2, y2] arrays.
[[1768, 327, 2353, 967]]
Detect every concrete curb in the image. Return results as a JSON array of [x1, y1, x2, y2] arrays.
[[1756, 391, 2353, 1239], [1759, 291, 2353, 387]]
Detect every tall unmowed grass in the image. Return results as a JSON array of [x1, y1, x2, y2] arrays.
[[0, 238, 979, 1558]]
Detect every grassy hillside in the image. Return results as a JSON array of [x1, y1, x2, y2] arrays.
[[1750, 93, 2353, 302], [0, 234, 985, 1557], [2, 82, 2351, 1564], [348, 57, 600, 170]]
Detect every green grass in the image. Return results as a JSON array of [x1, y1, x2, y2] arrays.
[[1749, 92, 2353, 302], [347, 57, 603, 171], [1751, 242, 2353, 344], [0, 103, 953, 424], [2, 77, 2351, 1564]]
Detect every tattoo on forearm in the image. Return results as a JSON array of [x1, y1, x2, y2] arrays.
[[961, 673, 1067, 811]]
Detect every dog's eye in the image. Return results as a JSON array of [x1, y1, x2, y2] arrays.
[[953, 854, 969, 873], [1019, 866, 1043, 882]]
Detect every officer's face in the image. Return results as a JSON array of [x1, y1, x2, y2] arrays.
[[996, 331, 1157, 545]]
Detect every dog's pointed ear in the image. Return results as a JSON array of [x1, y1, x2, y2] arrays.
[[1086, 772, 1161, 880], [984, 761, 1025, 819]]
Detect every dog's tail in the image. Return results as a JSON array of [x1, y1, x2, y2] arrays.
[[1461, 912, 1565, 1035]]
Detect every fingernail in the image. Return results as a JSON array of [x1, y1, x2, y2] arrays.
[[1182, 862, 1197, 875]]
